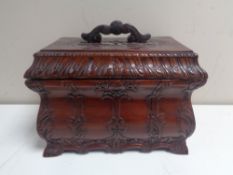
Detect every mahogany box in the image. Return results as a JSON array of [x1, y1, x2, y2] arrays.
[[24, 21, 207, 157]]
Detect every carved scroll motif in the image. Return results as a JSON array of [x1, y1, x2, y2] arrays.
[[95, 81, 137, 151], [145, 83, 165, 146], [24, 56, 208, 82], [65, 83, 86, 139]]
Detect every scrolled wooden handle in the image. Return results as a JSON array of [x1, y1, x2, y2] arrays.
[[81, 20, 151, 43]]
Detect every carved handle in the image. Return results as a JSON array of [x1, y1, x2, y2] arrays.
[[81, 20, 151, 43]]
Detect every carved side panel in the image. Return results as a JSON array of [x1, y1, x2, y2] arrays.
[[26, 81, 53, 140], [138, 83, 172, 152], [37, 94, 53, 140], [176, 82, 196, 137], [145, 83, 164, 142], [65, 84, 86, 138]]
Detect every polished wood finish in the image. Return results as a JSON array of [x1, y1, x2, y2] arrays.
[[24, 35, 207, 157]]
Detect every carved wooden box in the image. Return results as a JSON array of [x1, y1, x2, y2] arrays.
[[24, 21, 207, 157]]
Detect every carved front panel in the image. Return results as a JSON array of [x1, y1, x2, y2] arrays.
[[26, 79, 198, 155]]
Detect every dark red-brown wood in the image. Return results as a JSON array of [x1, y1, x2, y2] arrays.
[[24, 35, 207, 157]]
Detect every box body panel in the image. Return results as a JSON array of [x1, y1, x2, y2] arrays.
[[24, 37, 207, 156]]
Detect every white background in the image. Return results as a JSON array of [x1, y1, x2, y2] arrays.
[[0, 0, 233, 104]]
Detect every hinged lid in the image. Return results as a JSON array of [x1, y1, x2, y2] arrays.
[[24, 21, 206, 82], [40, 36, 192, 54]]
